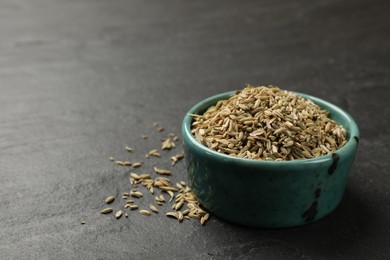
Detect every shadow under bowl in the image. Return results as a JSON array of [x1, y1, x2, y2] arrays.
[[182, 91, 359, 228]]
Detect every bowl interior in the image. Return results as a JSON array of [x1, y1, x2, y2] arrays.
[[183, 90, 359, 166]]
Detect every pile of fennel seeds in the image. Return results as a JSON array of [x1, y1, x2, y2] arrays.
[[191, 85, 347, 161], [94, 123, 209, 226]]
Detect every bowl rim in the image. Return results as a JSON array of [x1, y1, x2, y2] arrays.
[[182, 90, 359, 166]]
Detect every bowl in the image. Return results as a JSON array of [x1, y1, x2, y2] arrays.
[[182, 90, 359, 228]]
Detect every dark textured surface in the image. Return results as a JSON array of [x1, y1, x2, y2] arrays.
[[0, 0, 389, 259]]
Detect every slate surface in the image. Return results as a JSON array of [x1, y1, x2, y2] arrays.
[[0, 0, 389, 259]]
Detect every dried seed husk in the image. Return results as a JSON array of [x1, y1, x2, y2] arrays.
[[130, 190, 143, 198], [177, 211, 184, 222], [115, 210, 123, 219], [160, 186, 179, 192], [130, 173, 140, 180], [171, 153, 185, 165], [105, 196, 115, 204], [101, 208, 113, 214], [139, 210, 151, 216], [132, 162, 143, 168], [153, 167, 172, 175], [174, 201, 184, 211], [125, 146, 133, 152], [129, 205, 139, 210], [115, 161, 125, 166], [147, 149, 161, 158], [123, 161, 132, 166], [162, 138, 175, 150], [166, 212, 178, 219], [150, 205, 159, 213]]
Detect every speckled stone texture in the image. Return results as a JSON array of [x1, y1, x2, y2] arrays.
[[0, 0, 389, 259]]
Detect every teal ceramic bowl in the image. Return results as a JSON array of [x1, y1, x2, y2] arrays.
[[182, 91, 359, 228]]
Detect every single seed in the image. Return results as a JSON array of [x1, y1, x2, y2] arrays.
[[139, 210, 151, 216], [141, 134, 148, 139], [130, 190, 143, 198], [166, 212, 178, 219], [101, 208, 113, 214], [129, 205, 139, 210], [175, 201, 184, 211], [126, 200, 134, 204], [115, 210, 123, 219], [115, 161, 125, 166], [132, 162, 143, 168], [157, 127, 164, 132], [109, 156, 114, 161], [80, 220, 86, 225], [160, 186, 179, 192], [125, 213, 128, 218], [177, 211, 184, 222], [154, 167, 172, 175], [150, 205, 159, 213], [105, 196, 115, 204], [125, 146, 133, 152]]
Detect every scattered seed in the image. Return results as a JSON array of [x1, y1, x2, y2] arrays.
[[150, 205, 159, 213], [126, 199, 135, 204], [157, 127, 164, 132], [171, 153, 185, 166], [105, 196, 115, 204], [174, 201, 184, 211], [177, 211, 184, 222], [115, 161, 125, 166], [162, 138, 175, 150], [153, 167, 172, 175], [167, 191, 174, 202], [139, 210, 151, 216], [80, 220, 86, 225], [129, 205, 139, 210], [160, 186, 179, 192], [125, 213, 128, 218], [109, 157, 114, 161], [132, 162, 143, 168], [147, 149, 161, 158], [125, 146, 133, 152], [115, 210, 123, 219], [130, 190, 143, 198], [200, 214, 208, 225], [101, 208, 113, 214], [166, 212, 178, 219], [141, 134, 148, 139]]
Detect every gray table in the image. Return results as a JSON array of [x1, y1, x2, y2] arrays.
[[1, 0, 389, 259]]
